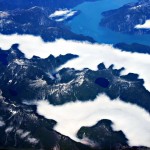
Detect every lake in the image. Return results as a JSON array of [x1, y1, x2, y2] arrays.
[[66, 0, 150, 45]]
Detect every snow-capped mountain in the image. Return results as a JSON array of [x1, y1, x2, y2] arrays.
[[100, 0, 150, 34], [0, 0, 150, 149]]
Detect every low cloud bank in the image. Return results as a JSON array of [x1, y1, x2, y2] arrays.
[[135, 20, 150, 29], [0, 34, 150, 91], [36, 94, 150, 147], [49, 9, 77, 22]]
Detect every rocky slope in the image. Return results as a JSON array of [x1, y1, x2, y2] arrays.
[[100, 0, 150, 34], [0, 0, 97, 11], [0, 6, 94, 42], [0, 44, 150, 111]]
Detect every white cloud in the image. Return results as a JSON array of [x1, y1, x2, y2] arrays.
[[49, 9, 77, 22], [36, 94, 150, 147], [135, 20, 150, 29], [0, 34, 150, 91], [49, 9, 71, 18]]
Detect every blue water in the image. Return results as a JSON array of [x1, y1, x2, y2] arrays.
[[67, 0, 150, 45], [95, 77, 110, 88]]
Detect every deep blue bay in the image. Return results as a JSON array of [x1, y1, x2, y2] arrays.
[[95, 77, 110, 88], [66, 0, 150, 46]]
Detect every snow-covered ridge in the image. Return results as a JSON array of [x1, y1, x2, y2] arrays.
[[130, 4, 142, 10], [49, 9, 77, 22], [135, 19, 150, 29]]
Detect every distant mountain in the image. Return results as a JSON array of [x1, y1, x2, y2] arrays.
[[114, 43, 150, 54], [0, 6, 94, 42], [100, 0, 150, 34], [0, 0, 97, 11]]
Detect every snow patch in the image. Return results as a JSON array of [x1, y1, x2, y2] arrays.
[[130, 5, 142, 10], [29, 78, 47, 88], [16, 129, 39, 144], [49, 9, 71, 18], [16, 129, 30, 138], [135, 20, 150, 29], [0, 11, 9, 18], [0, 119, 5, 127], [5, 127, 13, 133], [27, 137, 39, 144], [9, 108, 17, 115], [14, 59, 25, 65], [49, 9, 77, 22]]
